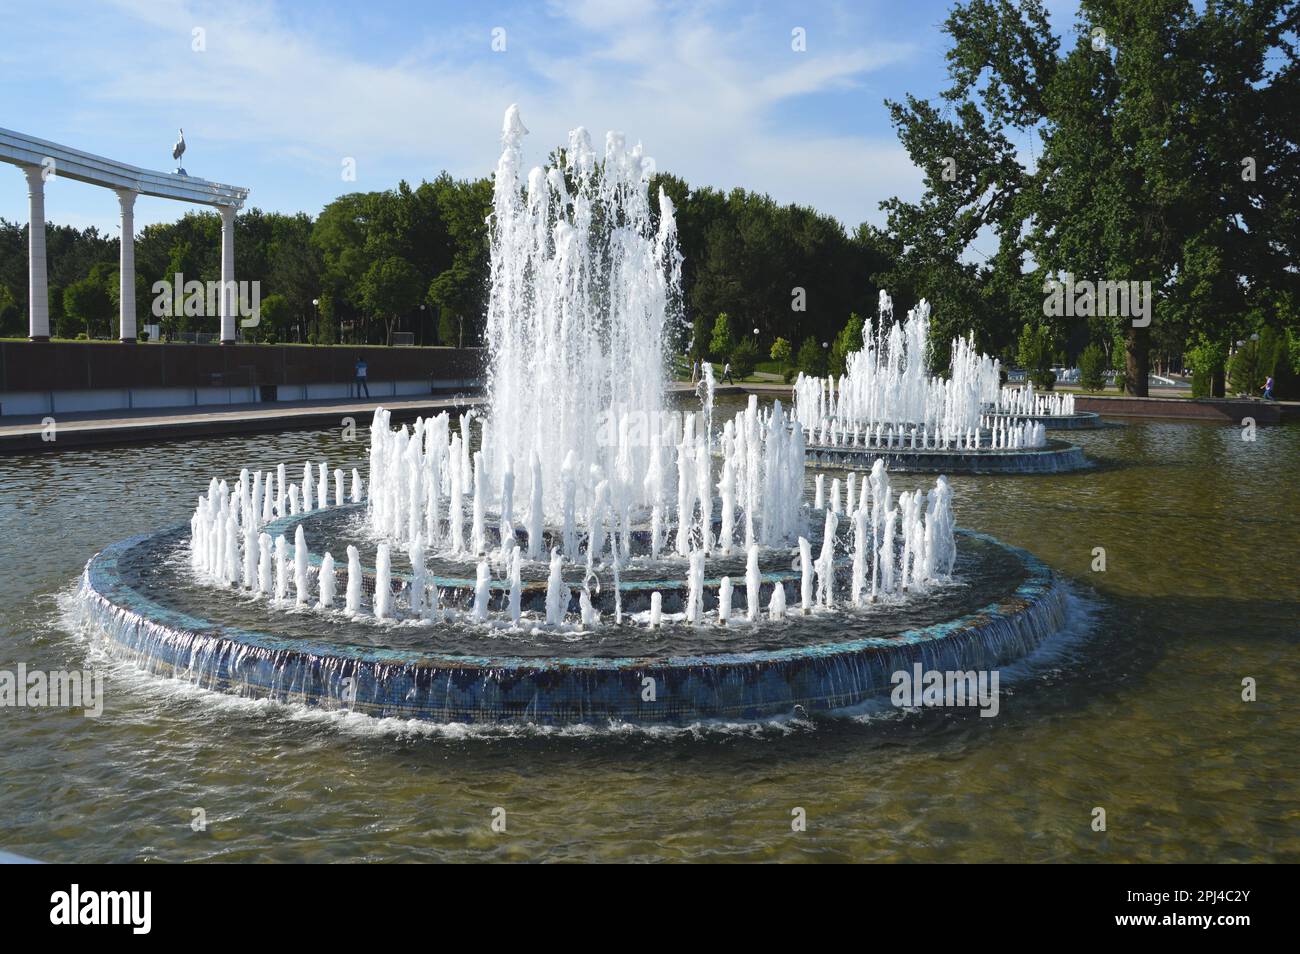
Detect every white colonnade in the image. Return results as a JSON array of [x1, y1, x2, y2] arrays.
[[1, 127, 249, 343]]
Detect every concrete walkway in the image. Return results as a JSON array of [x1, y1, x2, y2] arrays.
[[0, 382, 791, 453], [1074, 393, 1298, 423], [0, 393, 483, 453]]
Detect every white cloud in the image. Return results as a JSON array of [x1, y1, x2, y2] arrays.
[[1, 0, 925, 231]]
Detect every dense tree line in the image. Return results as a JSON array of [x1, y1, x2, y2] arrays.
[[0, 169, 888, 360], [0, 176, 893, 375], [651, 173, 896, 369], [0, 173, 492, 346]]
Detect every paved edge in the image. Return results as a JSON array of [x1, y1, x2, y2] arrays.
[[0, 395, 484, 453]]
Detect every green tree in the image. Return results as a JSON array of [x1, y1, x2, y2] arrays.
[[314, 290, 338, 346], [62, 264, 115, 338], [359, 256, 423, 345], [1186, 334, 1228, 398], [796, 336, 826, 377], [709, 312, 735, 362], [1017, 321, 1056, 388], [267, 213, 320, 343], [730, 338, 760, 378], [688, 312, 713, 361], [829, 313, 865, 377], [879, 0, 1300, 397], [0, 284, 21, 337], [1077, 343, 1108, 392], [256, 294, 291, 344], [107, 268, 147, 338], [426, 174, 492, 347], [313, 192, 378, 342], [770, 336, 793, 368], [161, 236, 203, 336]]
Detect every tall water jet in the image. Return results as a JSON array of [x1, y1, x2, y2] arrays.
[[799, 537, 813, 614], [374, 543, 392, 620], [472, 561, 491, 622], [257, 533, 273, 595], [745, 545, 761, 622], [718, 576, 733, 626], [816, 511, 838, 609], [508, 548, 522, 625], [302, 463, 314, 512], [318, 551, 336, 608], [851, 508, 868, 606], [345, 545, 362, 614], [686, 550, 706, 625], [471, 450, 487, 556], [526, 451, 544, 559], [293, 525, 310, 605], [499, 452, 516, 551], [768, 582, 786, 621], [545, 548, 568, 626], [483, 105, 682, 519], [408, 536, 426, 615], [274, 535, 289, 601]]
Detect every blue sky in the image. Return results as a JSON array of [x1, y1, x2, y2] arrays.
[[0, 0, 1081, 237]]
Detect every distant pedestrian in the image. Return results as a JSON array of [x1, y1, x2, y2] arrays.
[[722, 362, 734, 384], [355, 355, 370, 398], [1263, 375, 1274, 400], [691, 360, 699, 383]]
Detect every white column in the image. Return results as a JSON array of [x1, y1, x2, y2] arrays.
[[23, 166, 50, 341], [219, 204, 237, 344], [115, 188, 138, 342]]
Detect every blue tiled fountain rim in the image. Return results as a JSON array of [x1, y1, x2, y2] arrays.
[[83, 519, 1058, 673]]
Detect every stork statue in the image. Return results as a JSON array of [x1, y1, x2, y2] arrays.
[[172, 128, 187, 176]]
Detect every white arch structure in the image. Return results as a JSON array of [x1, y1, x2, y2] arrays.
[[0, 128, 249, 343]]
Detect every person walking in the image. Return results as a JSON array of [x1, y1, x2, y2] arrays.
[[354, 355, 370, 398], [1262, 375, 1274, 400], [722, 362, 734, 384]]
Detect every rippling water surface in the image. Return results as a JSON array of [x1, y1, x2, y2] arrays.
[[0, 408, 1296, 862]]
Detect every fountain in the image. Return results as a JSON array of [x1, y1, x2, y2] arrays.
[[792, 294, 1091, 473], [993, 382, 1102, 429], [75, 107, 1071, 725]]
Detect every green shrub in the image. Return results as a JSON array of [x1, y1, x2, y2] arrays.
[[796, 336, 826, 377], [709, 312, 735, 362], [1185, 337, 1226, 398], [1032, 368, 1057, 389], [1017, 322, 1055, 388], [829, 313, 864, 377], [1191, 366, 1213, 398], [1227, 344, 1260, 395], [769, 336, 792, 369], [730, 338, 759, 378], [1078, 343, 1107, 392]]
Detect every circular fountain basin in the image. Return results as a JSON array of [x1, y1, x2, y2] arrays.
[[806, 437, 1090, 474], [77, 513, 1068, 725], [988, 411, 1103, 430]]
